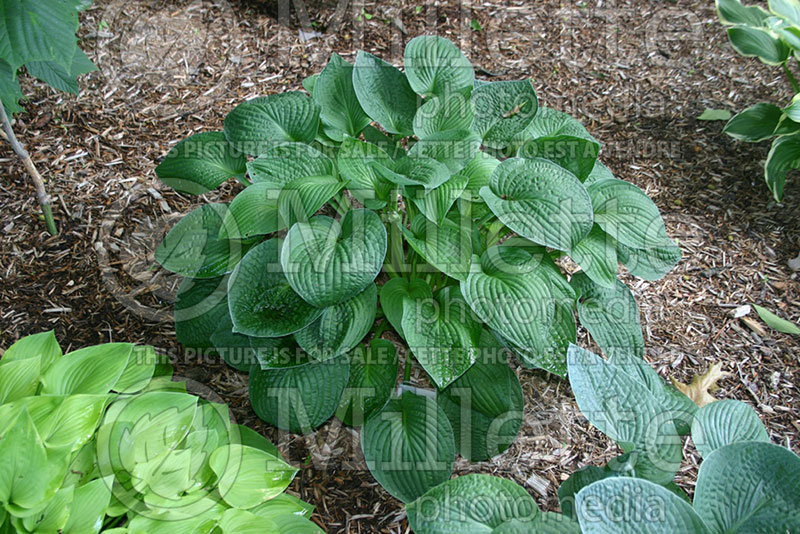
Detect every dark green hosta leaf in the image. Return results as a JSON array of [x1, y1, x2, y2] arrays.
[[575, 478, 710, 534], [408, 129, 481, 174], [571, 273, 643, 358], [765, 132, 800, 200], [361, 391, 455, 503], [716, 0, 769, 25], [379, 277, 432, 339], [569, 225, 618, 289], [249, 334, 301, 369], [336, 338, 398, 426], [156, 132, 246, 195], [589, 178, 669, 250], [174, 275, 229, 349], [403, 35, 474, 97], [567, 345, 682, 485], [314, 53, 371, 140], [249, 353, 349, 433], [0, 0, 79, 72], [558, 465, 611, 519], [281, 208, 387, 308], [406, 172, 469, 224], [294, 283, 377, 361], [228, 239, 323, 337], [403, 214, 472, 282], [223, 92, 320, 155], [221, 175, 344, 239], [413, 94, 474, 138], [695, 441, 800, 534], [480, 157, 593, 251], [406, 474, 539, 533], [515, 106, 600, 181], [25, 46, 96, 95], [210, 313, 259, 372], [352, 51, 417, 135], [471, 80, 539, 149], [727, 25, 790, 65], [156, 204, 256, 279], [246, 142, 334, 185], [617, 239, 681, 280], [724, 102, 783, 142], [338, 136, 394, 209], [302, 73, 318, 94], [437, 339, 523, 461], [690, 399, 768, 458], [372, 155, 451, 190]]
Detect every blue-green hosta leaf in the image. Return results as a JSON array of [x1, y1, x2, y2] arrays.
[[336, 338, 398, 426], [571, 273, 643, 358], [156, 204, 257, 279], [26, 46, 96, 95], [228, 239, 323, 337], [406, 172, 469, 225], [156, 132, 246, 195], [569, 225, 618, 288], [0, 0, 79, 72], [437, 340, 523, 461], [567, 345, 682, 485], [480, 157, 593, 251], [588, 178, 669, 250], [765, 132, 800, 200], [362, 124, 406, 159], [224, 92, 320, 155], [362, 391, 455, 503], [221, 175, 344, 239], [403, 214, 472, 282], [583, 160, 615, 187], [406, 474, 538, 533], [575, 478, 710, 534], [409, 129, 481, 174], [379, 277, 433, 339], [372, 155, 451, 190], [294, 283, 377, 361], [0, 409, 50, 510], [62, 475, 113, 534], [174, 275, 229, 349], [404, 35, 474, 96], [717, 0, 770, 25], [695, 441, 800, 534], [727, 25, 790, 65], [0, 59, 24, 113], [352, 51, 418, 135], [494, 514, 581, 534], [40, 343, 133, 395], [338, 136, 394, 209], [249, 353, 349, 433], [725, 102, 783, 142], [771, 0, 800, 24], [413, 94, 474, 138], [302, 73, 317, 94], [0, 330, 61, 370], [459, 152, 501, 219], [617, 239, 681, 280], [209, 444, 297, 509], [246, 142, 334, 185], [314, 53, 371, 140], [281, 208, 387, 308], [471, 80, 538, 149], [515, 106, 600, 181], [691, 399, 769, 458], [0, 356, 39, 403]]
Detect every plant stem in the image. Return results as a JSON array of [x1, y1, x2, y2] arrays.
[[784, 62, 800, 93], [0, 105, 57, 235]]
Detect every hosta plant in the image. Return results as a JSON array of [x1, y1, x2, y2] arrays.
[[0, 331, 322, 533], [154, 35, 680, 503], [717, 0, 800, 200]]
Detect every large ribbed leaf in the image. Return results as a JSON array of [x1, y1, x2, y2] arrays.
[[408, 129, 481, 174], [337, 136, 394, 209], [155, 132, 246, 195], [413, 94, 474, 138], [281, 209, 387, 308], [481, 158, 593, 251], [0, 59, 23, 113], [336, 338, 398, 426], [470, 80, 538, 149], [583, 160, 615, 187], [617, 239, 681, 280], [249, 353, 349, 433], [227, 239, 323, 337], [406, 173, 469, 224], [690, 399, 769, 458], [406, 474, 539, 534], [25, 46, 96, 95], [294, 283, 377, 361], [174, 275, 229, 349], [588, 178, 669, 250], [575, 478, 710, 534], [361, 392, 455, 503], [314, 53, 370, 140], [494, 514, 581, 534], [0, 0, 79, 72], [379, 277, 432, 339], [569, 225, 618, 288], [460, 152, 501, 218], [156, 204, 256, 279], [695, 442, 800, 534], [246, 142, 334, 185], [210, 313, 259, 372], [372, 155, 451, 190], [223, 92, 320, 155], [402, 214, 472, 282], [403, 35, 474, 96], [352, 51, 417, 135]]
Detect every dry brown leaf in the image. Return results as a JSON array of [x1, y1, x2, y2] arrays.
[[670, 362, 729, 407]]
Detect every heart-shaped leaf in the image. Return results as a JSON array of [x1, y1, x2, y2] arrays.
[[228, 239, 323, 337], [691, 399, 769, 458], [404, 35, 474, 97], [406, 173, 469, 225], [471, 80, 539, 148], [174, 275, 230, 349], [281, 208, 387, 308], [246, 142, 334, 185], [379, 277, 433, 339], [338, 136, 395, 209], [413, 94, 474, 138], [402, 214, 472, 282], [481, 157, 593, 251], [408, 129, 481, 174], [314, 53, 371, 140], [569, 225, 618, 289], [361, 391, 455, 503], [352, 51, 417, 135], [372, 155, 451, 190], [156, 132, 246, 195], [617, 239, 681, 281], [336, 338, 398, 426]]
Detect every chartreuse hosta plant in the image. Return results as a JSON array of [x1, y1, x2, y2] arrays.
[[0, 331, 322, 534], [154, 36, 680, 504], [716, 0, 800, 200]]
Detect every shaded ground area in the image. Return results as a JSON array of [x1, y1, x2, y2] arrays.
[[1, 0, 798, 532]]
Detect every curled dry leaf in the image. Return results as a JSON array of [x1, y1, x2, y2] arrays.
[[670, 362, 729, 408]]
